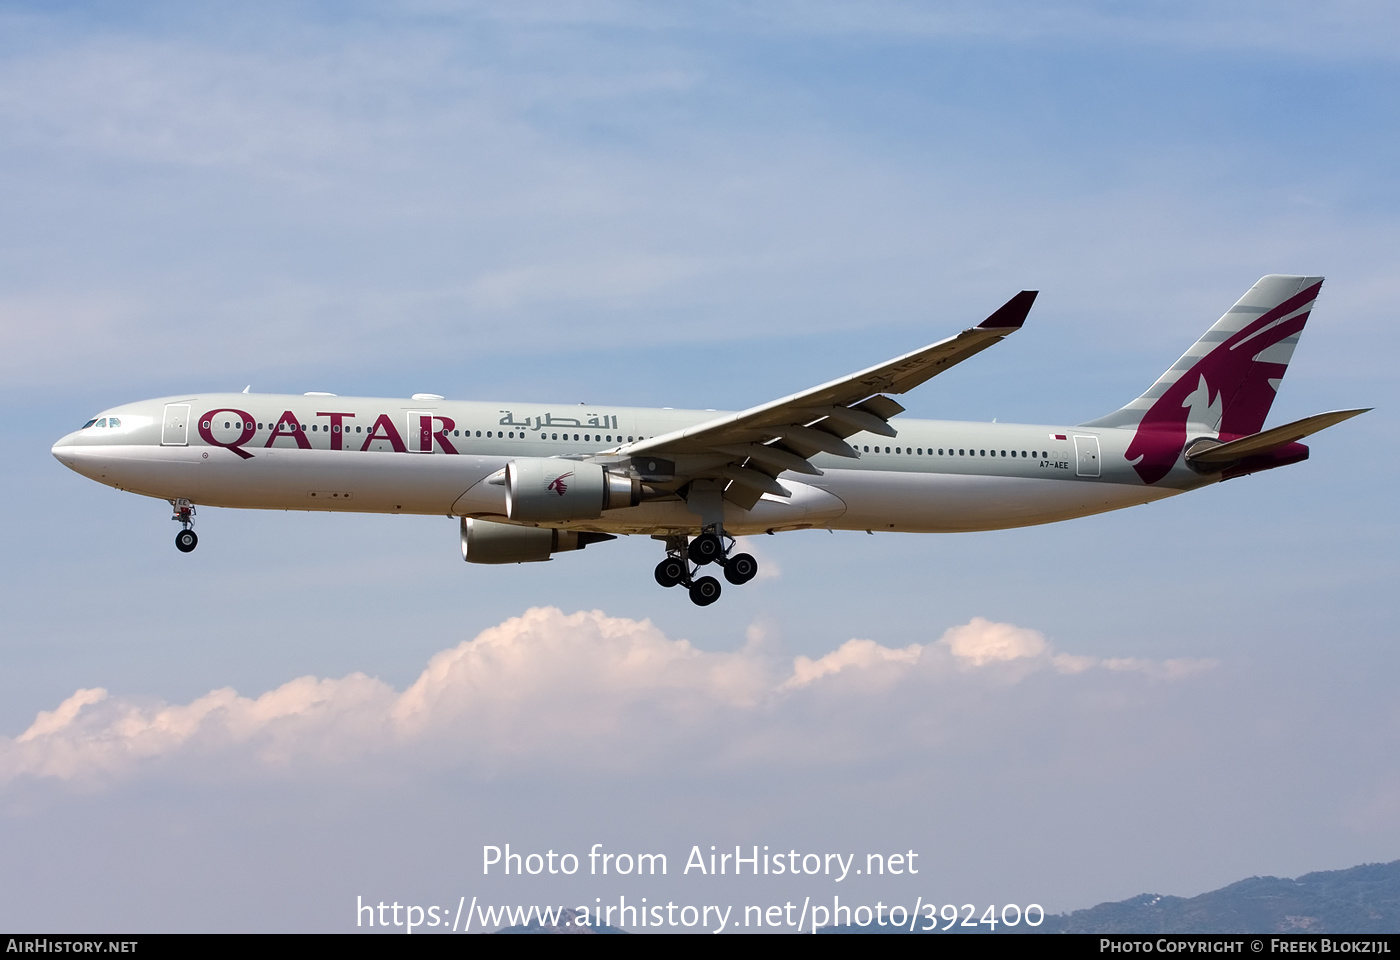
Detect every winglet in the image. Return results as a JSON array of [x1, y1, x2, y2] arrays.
[[977, 290, 1038, 330]]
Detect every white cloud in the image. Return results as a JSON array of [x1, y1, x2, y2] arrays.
[[784, 637, 920, 690], [0, 608, 1214, 790], [941, 616, 1047, 666], [17, 687, 107, 743]]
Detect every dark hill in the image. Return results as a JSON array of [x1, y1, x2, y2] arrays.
[[819, 859, 1400, 934], [1042, 860, 1400, 934]]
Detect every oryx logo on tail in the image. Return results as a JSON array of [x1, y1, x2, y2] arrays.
[[1083, 275, 1323, 484]]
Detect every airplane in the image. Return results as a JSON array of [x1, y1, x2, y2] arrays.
[[52, 274, 1367, 606]]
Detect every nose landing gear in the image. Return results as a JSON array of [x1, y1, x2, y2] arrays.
[[653, 529, 759, 605], [172, 500, 198, 553]]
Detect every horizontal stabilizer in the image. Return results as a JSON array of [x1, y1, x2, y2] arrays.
[[1186, 408, 1370, 463]]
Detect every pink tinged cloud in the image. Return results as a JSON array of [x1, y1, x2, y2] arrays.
[[940, 617, 1048, 666], [0, 609, 1214, 789]]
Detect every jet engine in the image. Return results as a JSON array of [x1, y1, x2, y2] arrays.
[[460, 518, 616, 564], [504, 458, 641, 522]]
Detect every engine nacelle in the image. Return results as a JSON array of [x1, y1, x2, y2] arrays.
[[460, 518, 615, 564], [504, 458, 640, 522]]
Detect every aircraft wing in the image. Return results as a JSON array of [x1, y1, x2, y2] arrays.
[[616, 291, 1037, 506]]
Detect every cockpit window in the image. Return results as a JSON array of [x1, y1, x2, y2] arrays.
[[82, 419, 99, 429], [107, 417, 120, 428]]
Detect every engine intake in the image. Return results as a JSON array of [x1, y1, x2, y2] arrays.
[[460, 518, 616, 564], [505, 458, 640, 522]]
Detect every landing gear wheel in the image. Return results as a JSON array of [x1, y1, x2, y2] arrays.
[[175, 529, 198, 553], [690, 533, 724, 565], [688, 576, 721, 606], [724, 552, 758, 585], [654, 557, 686, 588]]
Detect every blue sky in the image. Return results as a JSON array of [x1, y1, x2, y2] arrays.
[[1, 1, 1397, 931]]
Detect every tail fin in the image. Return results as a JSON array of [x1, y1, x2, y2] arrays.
[[1083, 275, 1324, 484]]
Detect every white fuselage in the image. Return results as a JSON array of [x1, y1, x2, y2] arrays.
[[51, 393, 1204, 537]]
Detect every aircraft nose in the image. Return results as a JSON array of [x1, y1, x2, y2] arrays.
[[52, 432, 79, 467]]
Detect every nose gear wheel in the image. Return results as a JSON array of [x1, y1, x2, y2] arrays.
[[170, 500, 198, 553]]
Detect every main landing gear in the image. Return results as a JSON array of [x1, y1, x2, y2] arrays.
[[653, 530, 758, 606], [172, 499, 198, 553]]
